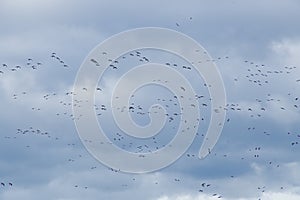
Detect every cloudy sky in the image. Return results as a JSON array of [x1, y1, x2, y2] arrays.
[[1, 0, 300, 199]]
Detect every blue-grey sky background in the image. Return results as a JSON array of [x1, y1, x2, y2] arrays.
[[1, 0, 300, 199]]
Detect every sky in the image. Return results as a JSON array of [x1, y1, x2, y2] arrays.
[[1, 0, 300, 199]]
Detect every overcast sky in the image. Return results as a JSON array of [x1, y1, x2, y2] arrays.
[[1, 0, 300, 200]]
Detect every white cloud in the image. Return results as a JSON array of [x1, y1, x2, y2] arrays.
[[271, 38, 300, 66], [1, 1, 300, 200], [155, 190, 300, 200], [261, 191, 300, 200]]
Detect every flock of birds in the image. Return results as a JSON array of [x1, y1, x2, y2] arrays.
[[1, 22, 300, 200], [0, 58, 42, 73], [0, 182, 12, 187]]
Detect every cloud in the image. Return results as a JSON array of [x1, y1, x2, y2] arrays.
[[155, 191, 300, 200], [1, 1, 300, 200]]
